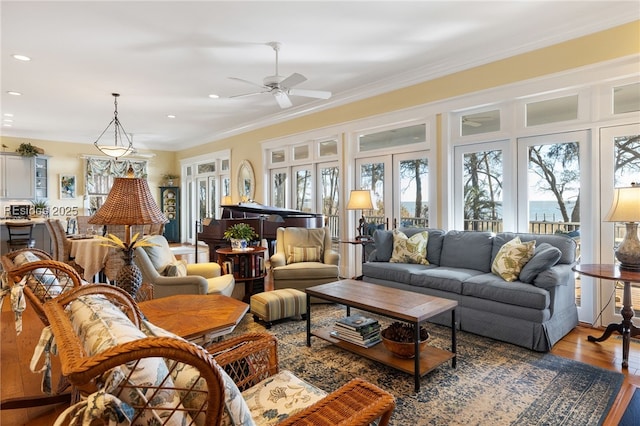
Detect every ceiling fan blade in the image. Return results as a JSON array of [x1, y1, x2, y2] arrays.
[[280, 72, 307, 88], [287, 88, 332, 99], [228, 77, 266, 89], [462, 120, 482, 127], [229, 90, 267, 99], [273, 90, 292, 109]]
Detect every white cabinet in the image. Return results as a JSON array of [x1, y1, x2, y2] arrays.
[[0, 153, 36, 199]]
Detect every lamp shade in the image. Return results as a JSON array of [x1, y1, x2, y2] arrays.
[[604, 186, 640, 222], [347, 190, 373, 210], [89, 176, 167, 226]]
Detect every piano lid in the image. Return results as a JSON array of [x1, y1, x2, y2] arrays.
[[222, 202, 322, 218]]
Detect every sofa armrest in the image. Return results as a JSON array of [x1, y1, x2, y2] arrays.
[[187, 262, 221, 278], [270, 252, 286, 268], [324, 249, 340, 266], [532, 263, 575, 289], [151, 275, 209, 297], [278, 378, 395, 426]]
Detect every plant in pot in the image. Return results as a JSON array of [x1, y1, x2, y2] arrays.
[[162, 173, 179, 186], [380, 321, 429, 358], [223, 223, 258, 251], [31, 199, 49, 217], [16, 142, 40, 157]]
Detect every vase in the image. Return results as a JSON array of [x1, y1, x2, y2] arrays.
[[231, 238, 248, 251], [116, 249, 142, 298]]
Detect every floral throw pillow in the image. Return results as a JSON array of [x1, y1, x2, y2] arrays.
[[491, 237, 536, 282], [389, 230, 429, 265]]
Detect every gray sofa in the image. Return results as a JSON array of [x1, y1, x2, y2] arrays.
[[362, 228, 579, 352]]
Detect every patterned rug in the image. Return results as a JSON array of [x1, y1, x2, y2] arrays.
[[229, 304, 624, 426]]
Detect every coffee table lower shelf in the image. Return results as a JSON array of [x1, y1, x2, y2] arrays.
[[312, 327, 455, 376]]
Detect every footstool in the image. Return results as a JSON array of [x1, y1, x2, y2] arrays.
[[250, 288, 307, 329]]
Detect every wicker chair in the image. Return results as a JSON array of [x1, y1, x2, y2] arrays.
[[44, 218, 85, 276], [0, 255, 84, 410], [45, 285, 396, 425]]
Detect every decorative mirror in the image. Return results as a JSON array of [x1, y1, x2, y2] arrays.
[[237, 160, 255, 202]]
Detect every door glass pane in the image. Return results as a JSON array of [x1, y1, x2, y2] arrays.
[[320, 164, 339, 238], [359, 124, 425, 152], [208, 176, 216, 218], [271, 170, 287, 208], [526, 95, 578, 126], [294, 168, 312, 212], [359, 162, 385, 227], [613, 134, 640, 314], [221, 159, 230, 171], [399, 158, 429, 228], [613, 83, 640, 114], [463, 150, 503, 232], [197, 178, 207, 220]]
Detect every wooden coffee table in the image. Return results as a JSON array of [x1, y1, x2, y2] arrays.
[[306, 279, 457, 392], [139, 294, 249, 345]]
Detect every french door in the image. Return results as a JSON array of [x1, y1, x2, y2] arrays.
[[599, 124, 640, 325], [355, 151, 429, 233]]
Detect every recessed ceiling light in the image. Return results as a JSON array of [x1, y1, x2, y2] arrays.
[[3, 119, 14, 123], [12, 54, 31, 61], [7, 91, 22, 96], [3, 123, 12, 127], [167, 114, 176, 119], [3, 113, 14, 117], [208, 94, 220, 99]]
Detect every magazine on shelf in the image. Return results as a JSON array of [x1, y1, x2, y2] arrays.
[[330, 330, 381, 348], [335, 315, 379, 331], [333, 323, 381, 340]]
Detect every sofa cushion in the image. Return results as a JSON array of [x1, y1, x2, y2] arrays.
[[242, 369, 326, 426], [410, 267, 484, 294], [495, 232, 576, 265], [491, 237, 536, 282], [440, 231, 494, 272], [362, 261, 431, 284], [287, 245, 321, 264], [519, 243, 562, 284], [370, 230, 394, 262], [164, 259, 187, 277], [69, 294, 190, 424], [141, 235, 176, 272], [390, 230, 429, 265], [462, 273, 550, 310]]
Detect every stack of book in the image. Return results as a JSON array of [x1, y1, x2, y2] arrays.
[[330, 315, 381, 348]]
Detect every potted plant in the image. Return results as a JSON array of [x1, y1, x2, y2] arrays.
[[380, 322, 429, 358], [31, 199, 49, 217], [223, 223, 258, 251], [16, 143, 40, 157], [162, 173, 179, 186]]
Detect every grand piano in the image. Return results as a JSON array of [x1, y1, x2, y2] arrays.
[[197, 202, 325, 262]]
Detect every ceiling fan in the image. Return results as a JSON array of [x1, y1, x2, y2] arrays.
[[229, 42, 331, 109], [462, 116, 495, 127]]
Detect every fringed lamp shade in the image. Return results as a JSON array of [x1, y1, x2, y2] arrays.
[[89, 176, 167, 231]]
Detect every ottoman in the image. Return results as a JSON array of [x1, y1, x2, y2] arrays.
[[250, 288, 307, 329]]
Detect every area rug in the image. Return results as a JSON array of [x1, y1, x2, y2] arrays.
[[228, 304, 624, 426]]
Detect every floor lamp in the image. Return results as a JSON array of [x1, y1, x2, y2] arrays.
[[347, 189, 373, 240], [89, 167, 167, 297], [604, 184, 640, 271]]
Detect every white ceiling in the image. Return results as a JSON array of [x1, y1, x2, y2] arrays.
[[1, 1, 638, 152]]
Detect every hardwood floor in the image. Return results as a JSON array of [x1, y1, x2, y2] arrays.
[[2, 294, 639, 425]]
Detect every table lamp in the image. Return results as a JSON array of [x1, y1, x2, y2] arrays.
[[604, 183, 640, 271], [89, 167, 168, 296], [347, 189, 373, 239]]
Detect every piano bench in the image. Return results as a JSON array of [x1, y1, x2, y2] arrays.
[[250, 288, 307, 329]]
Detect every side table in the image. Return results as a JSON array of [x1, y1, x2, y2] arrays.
[[216, 246, 267, 303], [339, 238, 373, 280], [573, 264, 640, 368]]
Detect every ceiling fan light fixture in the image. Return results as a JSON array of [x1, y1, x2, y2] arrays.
[[94, 93, 134, 159]]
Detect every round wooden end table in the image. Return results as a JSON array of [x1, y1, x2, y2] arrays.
[[573, 264, 640, 368]]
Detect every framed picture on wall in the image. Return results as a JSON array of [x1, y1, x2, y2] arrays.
[[60, 174, 76, 199]]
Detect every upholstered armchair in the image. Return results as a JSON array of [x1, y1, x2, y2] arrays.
[[270, 226, 340, 292], [134, 235, 235, 299]]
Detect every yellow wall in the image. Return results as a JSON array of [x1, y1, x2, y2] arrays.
[[1, 21, 638, 208], [177, 20, 639, 202]]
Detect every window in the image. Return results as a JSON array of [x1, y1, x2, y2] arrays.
[[526, 95, 578, 126], [85, 158, 147, 213]]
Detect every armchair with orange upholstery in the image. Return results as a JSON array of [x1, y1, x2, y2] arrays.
[[134, 235, 235, 299], [270, 226, 340, 292]]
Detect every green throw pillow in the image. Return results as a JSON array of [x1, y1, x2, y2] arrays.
[[390, 230, 429, 265], [491, 237, 536, 282]]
